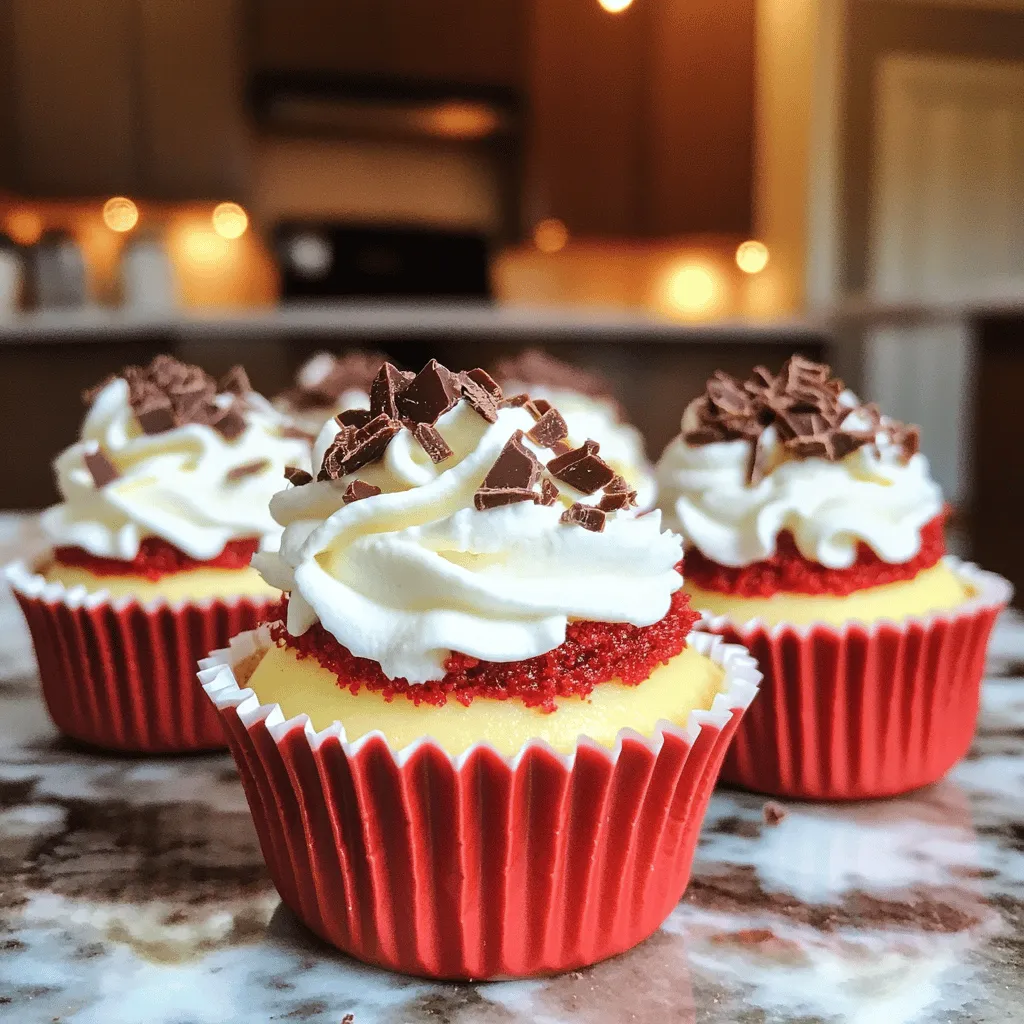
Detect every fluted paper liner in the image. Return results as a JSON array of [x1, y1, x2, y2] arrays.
[[198, 627, 760, 979], [7, 558, 278, 753], [696, 558, 1012, 801]]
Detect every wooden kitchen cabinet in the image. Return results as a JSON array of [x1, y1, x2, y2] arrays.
[[528, 0, 756, 238], [2, 0, 246, 199], [251, 0, 527, 90]]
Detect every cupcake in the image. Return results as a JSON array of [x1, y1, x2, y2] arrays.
[[657, 355, 1012, 800], [493, 348, 657, 508], [7, 355, 311, 753], [199, 358, 760, 979], [273, 349, 387, 436]]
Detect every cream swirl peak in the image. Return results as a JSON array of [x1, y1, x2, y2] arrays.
[[657, 356, 943, 569], [255, 359, 683, 683], [42, 356, 311, 561]]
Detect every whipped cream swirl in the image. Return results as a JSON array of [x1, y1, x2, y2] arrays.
[[257, 400, 682, 683], [42, 378, 310, 561], [657, 402, 944, 569]]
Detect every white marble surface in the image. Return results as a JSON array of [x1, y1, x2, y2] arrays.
[[1, 514, 1023, 1023]]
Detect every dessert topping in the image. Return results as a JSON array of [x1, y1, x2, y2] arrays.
[[226, 458, 270, 483], [284, 466, 313, 486], [336, 408, 374, 429], [560, 502, 606, 532], [411, 422, 454, 464], [526, 407, 569, 449], [547, 439, 616, 494], [342, 480, 382, 504], [474, 430, 542, 510], [685, 355, 919, 482], [394, 359, 460, 424], [319, 413, 402, 480], [84, 448, 118, 487]]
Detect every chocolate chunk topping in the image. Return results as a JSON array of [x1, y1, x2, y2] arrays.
[[336, 408, 374, 429], [683, 354, 920, 477], [210, 404, 247, 441], [319, 413, 401, 480], [343, 479, 382, 504], [412, 422, 454, 464], [219, 365, 251, 396], [526, 407, 569, 449], [500, 393, 531, 409], [494, 349, 614, 401], [763, 801, 788, 827], [560, 502, 606, 532], [226, 458, 270, 482], [396, 359, 460, 424], [539, 477, 560, 506], [84, 448, 118, 487], [598, 474, 638, 511], [460, 368, 503, 423], [474, 487, 542, 511], [482, 431, 541, 490], [284, 466, 313, 486], [135, 399, 176, 436], [546, 439, 615, 494], [473, 430, 542, 509], [369, 362, 415, 419]]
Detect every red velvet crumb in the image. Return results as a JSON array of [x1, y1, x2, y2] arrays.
[[268, 588, 699, 712], [684, 513, 946, 597], [52, 536, 261, 581]]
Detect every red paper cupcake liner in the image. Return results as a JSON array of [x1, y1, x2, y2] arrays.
[[199, 628, 760, 979], [697, 558, 1012, 801], [6, 559, 277, 753]]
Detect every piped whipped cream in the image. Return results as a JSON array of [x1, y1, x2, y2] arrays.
[[657, 358, 944, 569], [42, 365, 310, 562], [257, 363, 682, 683]]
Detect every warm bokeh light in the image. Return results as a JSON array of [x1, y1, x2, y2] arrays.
[[211, 202, 249, 240], [421, 102, 500, 140], [4, 209, 44, 246], [102, 197, 139, 233], [736, 239, 770, 274], [598, 0, 634, 12], [533, 218, 569, 254], [663, 263, 718, 315], [181, 226, 230, 265]]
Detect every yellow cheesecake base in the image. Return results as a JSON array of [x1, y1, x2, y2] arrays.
[[686, 561, 972, 628], [246, 642, 725, 756], [43, 562, 281, 602]]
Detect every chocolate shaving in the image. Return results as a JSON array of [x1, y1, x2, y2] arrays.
[[343, 479, 382, 504], [396, 359, 460, 424], [319, 414, 401, 480], [473, 430, 542, 509], [226, 458, 270, 482], [474, 487, 541, 510], [369, 363, 415, 419], [598, 475, 638, 512], [412, 422, 454, 464], [682, 355, 920, 478], [560, 502, 606, 532], [538, 477, 560, 506], [336, 408, 374, 429], [135, 399, 176, 435], [460, 368, 502, 423], [763, 801, 788, 827], [526, 408, 569, 449], [219, 365, 251, 396], [211, 404, 247, 441], [284, 466, 313, 486], [500, 393, 531, 408], [546, 439, 615, 494], [84, 449, 118, 487]]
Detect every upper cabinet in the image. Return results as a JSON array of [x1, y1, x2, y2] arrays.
[[250, 0, 527, 90], [1, 0, 246, 199], [528, 0, 756, 238]]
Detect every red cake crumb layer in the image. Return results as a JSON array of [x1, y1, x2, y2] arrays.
[[268, 588, 699, 713], [684, 513, 946, 597], [52, 536, 260, 581]]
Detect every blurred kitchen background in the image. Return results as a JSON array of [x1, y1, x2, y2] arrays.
[[0, 0, 1022, 602]]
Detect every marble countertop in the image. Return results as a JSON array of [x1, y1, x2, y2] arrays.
[[1, 516, 1022, 1024]]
